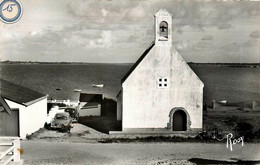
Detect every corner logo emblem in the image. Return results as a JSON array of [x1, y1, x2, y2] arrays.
[[0, 0, 22, 24]]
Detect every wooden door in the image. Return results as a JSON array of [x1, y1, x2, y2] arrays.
[[0, 109, 19, 136]]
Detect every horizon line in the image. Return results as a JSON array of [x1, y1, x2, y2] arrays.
[[1, 60, 260, 65]]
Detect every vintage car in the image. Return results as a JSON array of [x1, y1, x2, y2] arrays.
[[51, 112, 72, 132], [64, 107, 79, 123]]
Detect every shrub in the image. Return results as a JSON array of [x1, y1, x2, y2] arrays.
[[254, 129, 260, 139], [225, 116, 238, 127], [234, 122, 254, 141]]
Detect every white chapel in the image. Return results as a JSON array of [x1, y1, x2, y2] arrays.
[[116, 9, 204, 133]]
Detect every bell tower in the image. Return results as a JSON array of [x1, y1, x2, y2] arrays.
[[154, 9, 173, 46]]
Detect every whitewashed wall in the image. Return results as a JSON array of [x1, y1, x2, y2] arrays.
[[79, 104, 101, 116], [122, 45, 203, 131], [5, 100, 25, 109], [116, 92, 122, 121], [5, 98, 47, 139]]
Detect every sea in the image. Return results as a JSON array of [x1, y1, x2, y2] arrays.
[[0, 63, 259, 105]]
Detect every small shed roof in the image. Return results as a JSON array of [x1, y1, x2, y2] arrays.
[[79, 93, 102, 103], [0, 79, 47, 106]]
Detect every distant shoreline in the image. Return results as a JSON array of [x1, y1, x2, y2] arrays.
[[0, 61, 133, 65], [0, 61, 259, 68], [188, 62, 260, 68]]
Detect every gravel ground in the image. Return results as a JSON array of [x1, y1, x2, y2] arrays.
[[21, 124, 260, 164], [28, 123, 109, 142], [21, 141, 260, 165]]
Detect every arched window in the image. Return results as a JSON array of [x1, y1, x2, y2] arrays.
[[159, 21, 168, 39]]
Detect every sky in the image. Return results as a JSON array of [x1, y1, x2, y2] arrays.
[[0, 0, 260, 63]]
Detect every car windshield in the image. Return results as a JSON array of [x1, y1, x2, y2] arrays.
[[55, 114, 67, 120], [65, 109, 75, 113], [65, 109, 76, 117]]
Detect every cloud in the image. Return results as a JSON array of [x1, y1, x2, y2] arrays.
[[219, 39, 259, 62], [242, 39, 259, 47], [222, 39, 258, 51], [126, 5, 146, 18], [250, 31, 260, 39], [66, 0, 141, 23], [173, 41, 189, 50], [173, 1, 258, 31], [218, 24, 232, 30], [30, 30, 43, 36], [1, 0, 260, 63], [1, 32, 20, 41], [43, 1, 260, 32], [192, 41, 212, 51], [201, 35, 214, 41], [86, 30, 113, 48], [101, 8, 108, 17]]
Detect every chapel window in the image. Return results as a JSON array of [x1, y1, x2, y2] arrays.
[[158, 77, 168, 88]]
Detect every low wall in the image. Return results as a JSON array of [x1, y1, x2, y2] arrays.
[[212, 100, 257, 111], [79, 104, 101, 116], [253, 100, 260, 111]]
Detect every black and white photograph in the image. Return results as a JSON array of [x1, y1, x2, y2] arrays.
[[0, 0, 260, 164]]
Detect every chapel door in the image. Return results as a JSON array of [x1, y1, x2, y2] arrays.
[[172, 110, 187, 131]]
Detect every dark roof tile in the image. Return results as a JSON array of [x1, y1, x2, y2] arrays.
[[0, 79, 47, 106], [79, 93, 102, 103]]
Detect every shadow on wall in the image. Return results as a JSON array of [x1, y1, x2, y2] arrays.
[[101, 98, 117, 117], [78, 116, 122, 134], [79, 98, 121, 134]]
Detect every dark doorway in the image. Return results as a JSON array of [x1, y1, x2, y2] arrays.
[[172, 110, 187, 131]]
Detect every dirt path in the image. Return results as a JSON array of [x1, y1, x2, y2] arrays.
[[21, 141, 260, 165], [27, 123, 109, 142]]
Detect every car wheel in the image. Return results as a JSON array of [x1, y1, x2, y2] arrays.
[[44, 122, 51, 130]]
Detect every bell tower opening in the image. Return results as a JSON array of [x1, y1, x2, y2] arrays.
[[159, 21, 168, 39], [154, 9, 172, 46]]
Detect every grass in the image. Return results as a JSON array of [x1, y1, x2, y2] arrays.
[[203, 110, 260, 142], [98, 136, 201, 143]]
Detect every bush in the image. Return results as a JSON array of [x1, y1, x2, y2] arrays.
[[234, 122, 254, 141], [225, 116, 238, 127], [254, 129, 260, 139]]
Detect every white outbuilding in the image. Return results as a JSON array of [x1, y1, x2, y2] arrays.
[[0, 79, 47, 139], [79, 93, 103, 117], [117, 9, 204, 133]]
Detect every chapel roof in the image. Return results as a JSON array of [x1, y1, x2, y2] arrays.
[[121, 41, 155, 83]]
